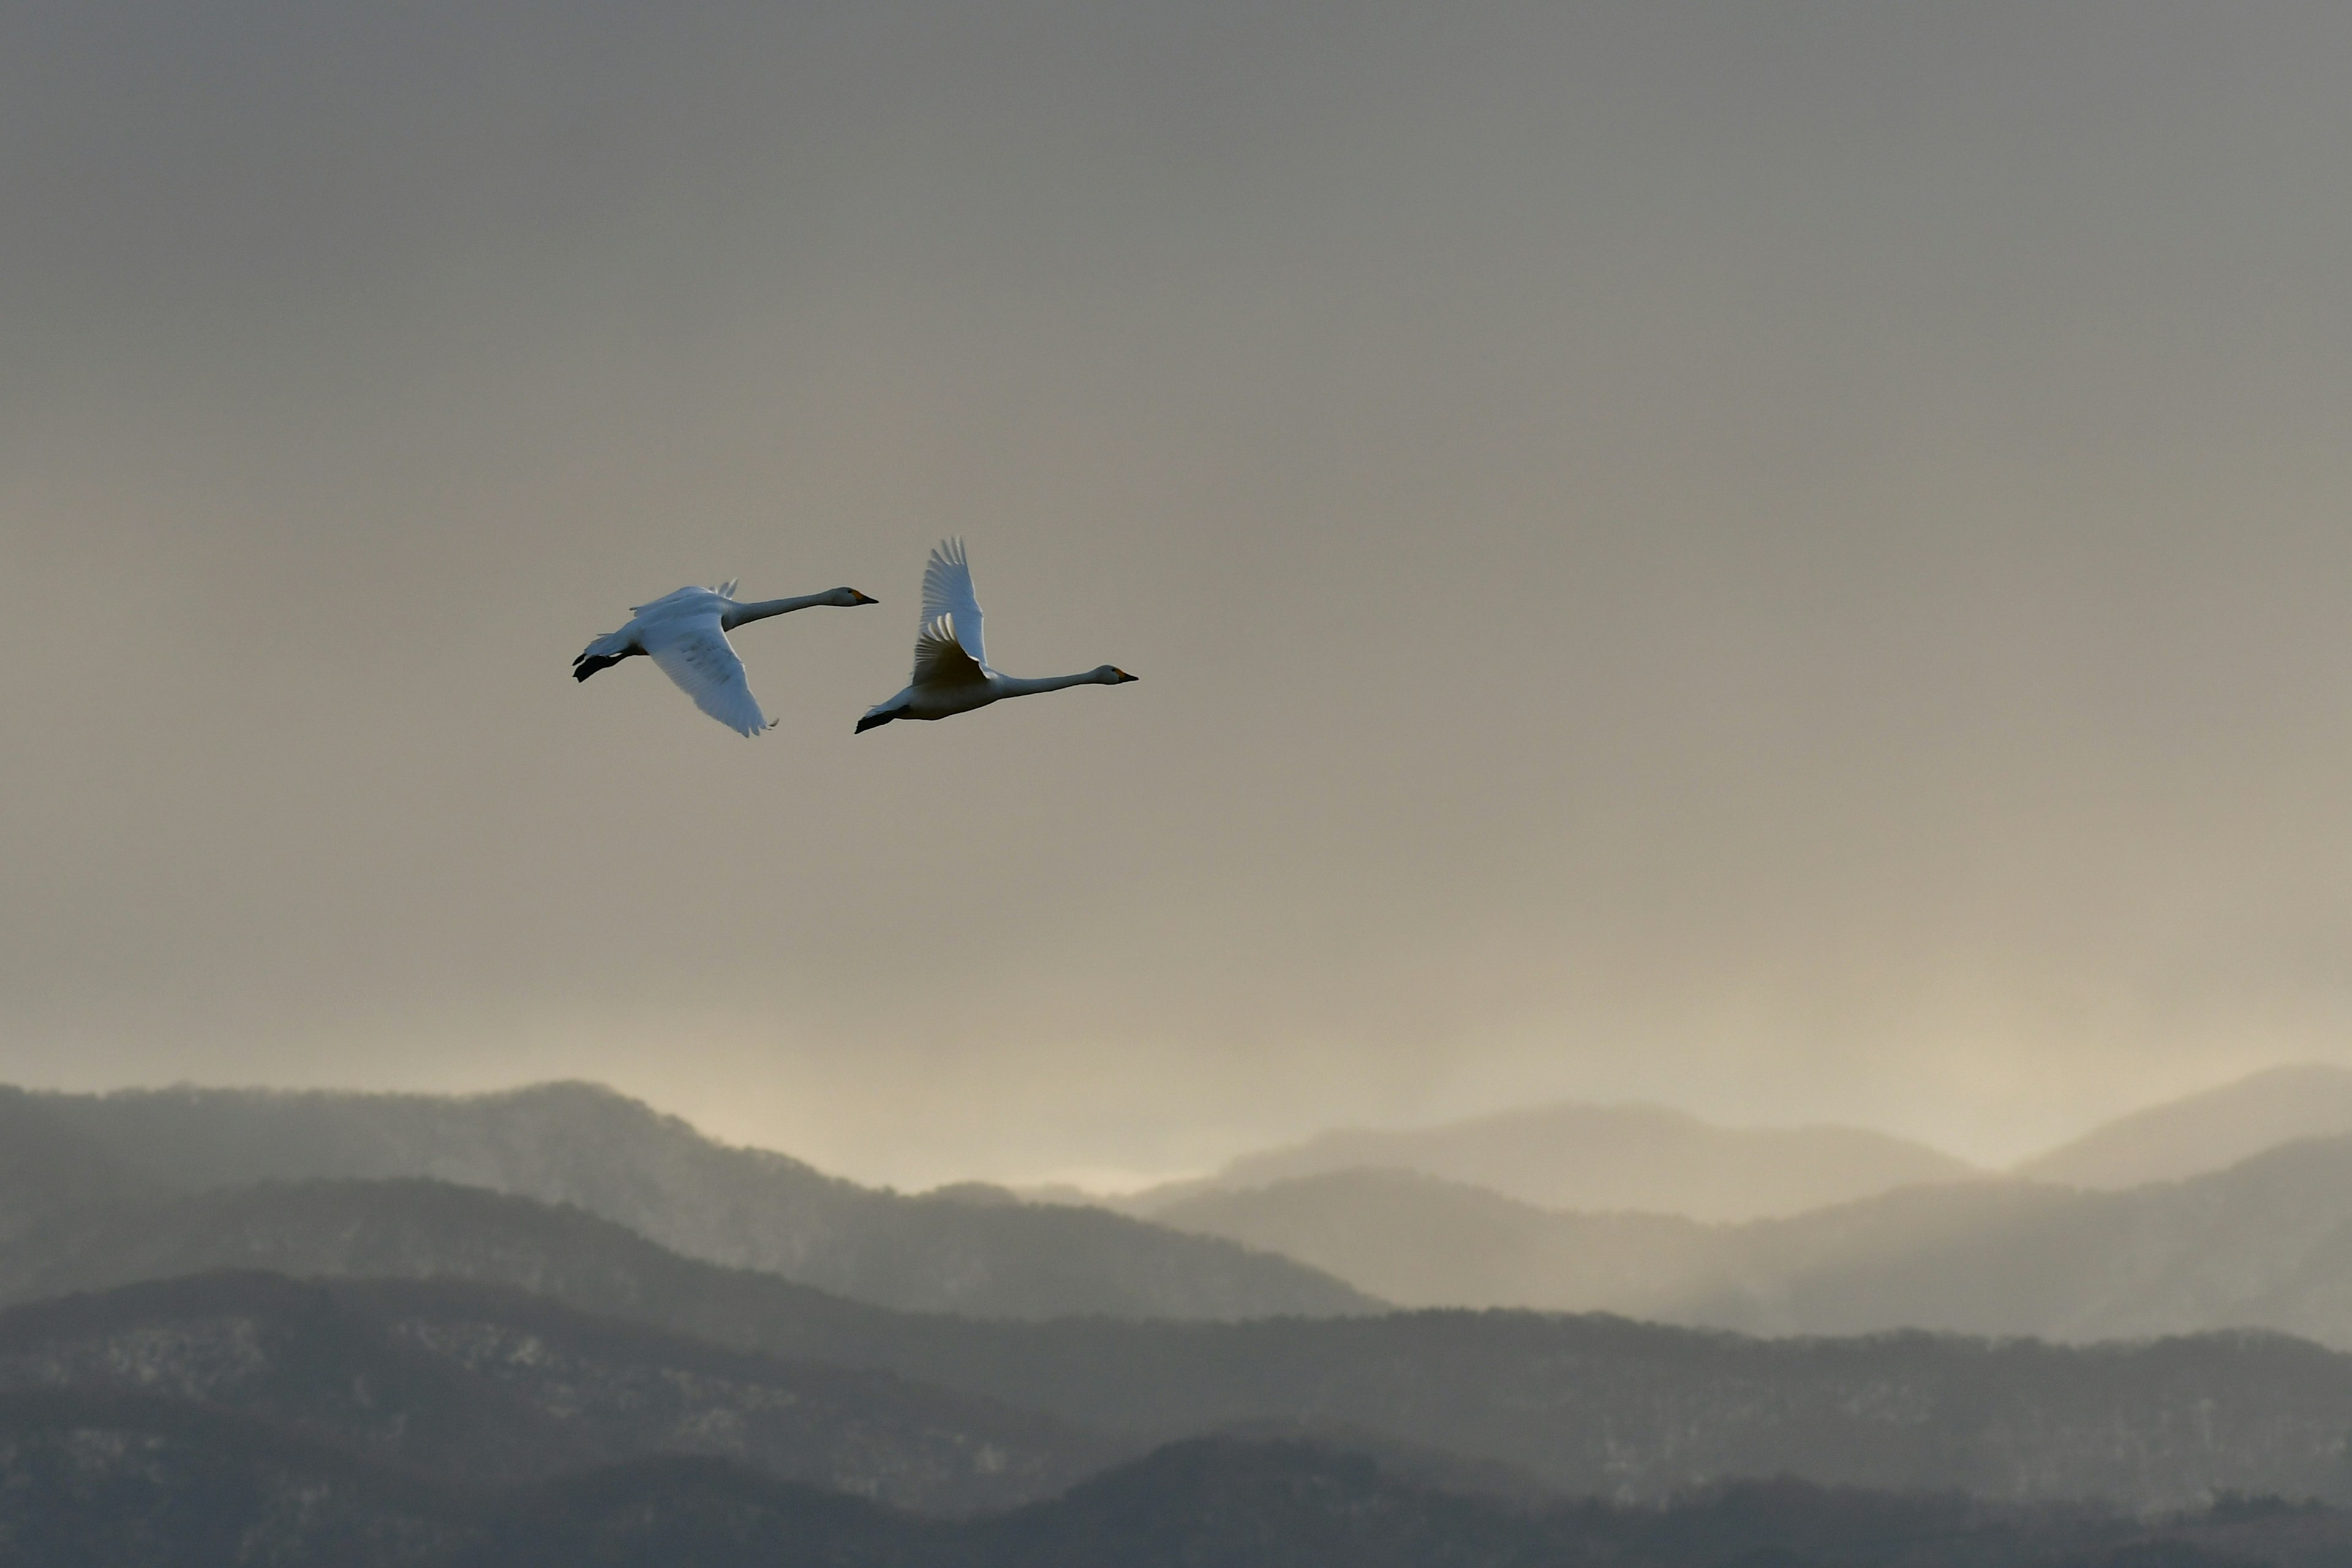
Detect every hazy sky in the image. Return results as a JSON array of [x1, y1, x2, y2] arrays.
[[7, 1, 2352, 1189]]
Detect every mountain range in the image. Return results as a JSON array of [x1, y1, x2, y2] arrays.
[[21, 1065, 2352, 1343], [5, 1172, 2352, 1510], [1104, 1064, 2352, 1229], [7, 1066, 2352, 1529], [23, 1065, 2352, 1341]]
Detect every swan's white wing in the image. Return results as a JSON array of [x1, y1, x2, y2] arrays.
[[920, 538, 987, 672], [911, 616, 989, 690], [630, 584, 725, 618], [641, 616, 769, 736]]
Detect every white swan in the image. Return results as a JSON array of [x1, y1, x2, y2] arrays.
[[855, 539, 1136, 733], [574, 580, 876, 736]]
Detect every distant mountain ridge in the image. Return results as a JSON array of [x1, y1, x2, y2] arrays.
[[1104, 1065, 2352, 1227], [2019, 1063, 2352, 1189], [1118, 1100, 1977, 1223], [21, 1082, 1374, 1322], [1150, 1131, 2352, 1344]]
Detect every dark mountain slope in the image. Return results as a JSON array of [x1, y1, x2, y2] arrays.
[[0, 1390, 930, 1568], [6, 1407, 2351, 1568], [26, 1082, 1375, 1321], [927, 1310, 2352, 1509], [0, 1270, 562, 1483], [971, 1438, 1594, 1568], [0, 1087, 153, 1243], [0, 1270, 1107, 1512], [0, 1389, 478, 1568], [2, 1179, 2349, 1508]]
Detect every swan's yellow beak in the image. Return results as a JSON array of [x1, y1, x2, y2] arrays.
[[850, 590, 878, 605]]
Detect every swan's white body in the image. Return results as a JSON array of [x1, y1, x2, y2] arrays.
[[574, 580, 875, 736], [856, 539, 1136, 733]]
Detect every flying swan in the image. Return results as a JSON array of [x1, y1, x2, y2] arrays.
[[573, 580, 876, 736], [855, 539, 1136, 733]]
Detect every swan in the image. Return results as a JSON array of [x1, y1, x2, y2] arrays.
[[855, 538, 1136, 733], [574, 580, 876, 736]]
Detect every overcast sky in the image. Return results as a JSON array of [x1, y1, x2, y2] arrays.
[[6, 1, 2351, 1189]]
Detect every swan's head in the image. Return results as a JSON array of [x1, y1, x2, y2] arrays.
[[830, 587, 880, 607], [1097, 665, 1138, 684]]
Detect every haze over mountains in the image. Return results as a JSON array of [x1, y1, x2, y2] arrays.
[[1147, 1136, 2352, 1344], [20, 1063, 2352, 1335], [1106, 1065, 2352, 1224], [1134, 1065, 2352, 1333], [2019, 1063, 2352, 1189], [1118, 1102, 1979, 1223]]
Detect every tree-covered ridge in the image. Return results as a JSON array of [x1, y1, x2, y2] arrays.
[[4, 1409, 2350, 1568], [0, 1270, 1110, 1514]]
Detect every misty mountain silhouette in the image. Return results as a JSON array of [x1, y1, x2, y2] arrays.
[[21, 1082, 1375, 1321], [1117, 1099, 1976, 1222], [1679, 1131, 2352, 1344], [2019, 1063, 2352, 1189], [1149, 1132, 2352, 1344]]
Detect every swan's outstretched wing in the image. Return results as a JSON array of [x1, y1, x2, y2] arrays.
[[920, 538, 988, 672], [911, 616, 989, 690], [641, 616, 769, 736]]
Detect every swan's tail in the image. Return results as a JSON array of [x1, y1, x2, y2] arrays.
[[573, 631, 639, 682]]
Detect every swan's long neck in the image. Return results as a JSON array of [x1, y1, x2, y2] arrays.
[[722, 592, 837, 629], [995, 671, 1107, 698]]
